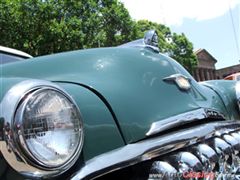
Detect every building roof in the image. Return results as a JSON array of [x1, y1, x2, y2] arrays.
[[217, 64, 240, 71], [195, 48, 217, 63]]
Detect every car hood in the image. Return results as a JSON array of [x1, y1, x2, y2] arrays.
[[0, 47, 229, 143]]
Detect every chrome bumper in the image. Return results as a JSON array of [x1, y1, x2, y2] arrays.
[[71, 121, 240, 179]]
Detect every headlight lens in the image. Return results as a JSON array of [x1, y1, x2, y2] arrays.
[[14, 88, 83, 168]]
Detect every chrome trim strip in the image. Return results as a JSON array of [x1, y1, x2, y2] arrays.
[[146, 108, 225, 136], [0, 45, 32, 58], [71, 121, 240, 180], [0, 79, 83, 178]]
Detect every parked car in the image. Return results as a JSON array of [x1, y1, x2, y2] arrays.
[[0, 45, 32, 64], [224, 72, 240, 81], [0, 30, 240, 180]]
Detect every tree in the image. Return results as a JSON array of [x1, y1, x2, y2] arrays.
[[169, 33, 197, 72], [97, 0, 135, 46], [0, 0, 134, 56], [0, 0, 196, 71]]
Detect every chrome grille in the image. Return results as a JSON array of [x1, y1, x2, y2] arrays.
[[149, 131, 240, 180], [70, 121, 240, 180]]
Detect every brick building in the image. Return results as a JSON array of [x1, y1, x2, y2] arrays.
[[193, 48, 240, 81]]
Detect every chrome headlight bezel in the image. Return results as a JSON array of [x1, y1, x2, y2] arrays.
[[0, 80, 84, 178]]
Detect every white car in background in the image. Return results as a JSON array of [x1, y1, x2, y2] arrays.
[[224, 72, 240, 81], [0, 46, 32, 64]]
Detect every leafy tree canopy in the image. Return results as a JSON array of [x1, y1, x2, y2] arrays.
[[0, 0, 134, 55], [0, 0, 197, 71]]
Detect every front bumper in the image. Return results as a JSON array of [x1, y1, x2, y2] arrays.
[[1, 120, 240, 179], [71, 121, 240, 179]]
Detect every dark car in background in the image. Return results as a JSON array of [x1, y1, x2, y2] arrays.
[[0, 46, 32, 64], [0, 31, 240, 179]]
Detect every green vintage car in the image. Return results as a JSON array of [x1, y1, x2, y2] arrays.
[[0, 31, 240, 180]]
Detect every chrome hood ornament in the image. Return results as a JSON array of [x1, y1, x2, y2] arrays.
[[119, 30, 160, 53]]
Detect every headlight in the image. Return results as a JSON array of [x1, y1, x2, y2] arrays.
[[0, 80, 83, 178], [14, 88, 83, 168]]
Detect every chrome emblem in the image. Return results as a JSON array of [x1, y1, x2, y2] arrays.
[[163, 74, 191, 91]]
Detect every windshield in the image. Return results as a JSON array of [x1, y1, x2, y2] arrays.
[[0, 52, 25, 64]]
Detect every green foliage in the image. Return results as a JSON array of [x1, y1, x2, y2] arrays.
[[0, 0, 197, 71], [0, 0, 134, 56], [170, 33, 197, 72]]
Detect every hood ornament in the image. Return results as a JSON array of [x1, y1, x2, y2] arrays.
[[119, 30, 160, 53], [144, 30, 159, 47]]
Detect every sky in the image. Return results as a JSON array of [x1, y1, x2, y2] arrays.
[[120, 0, 240, 69]]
